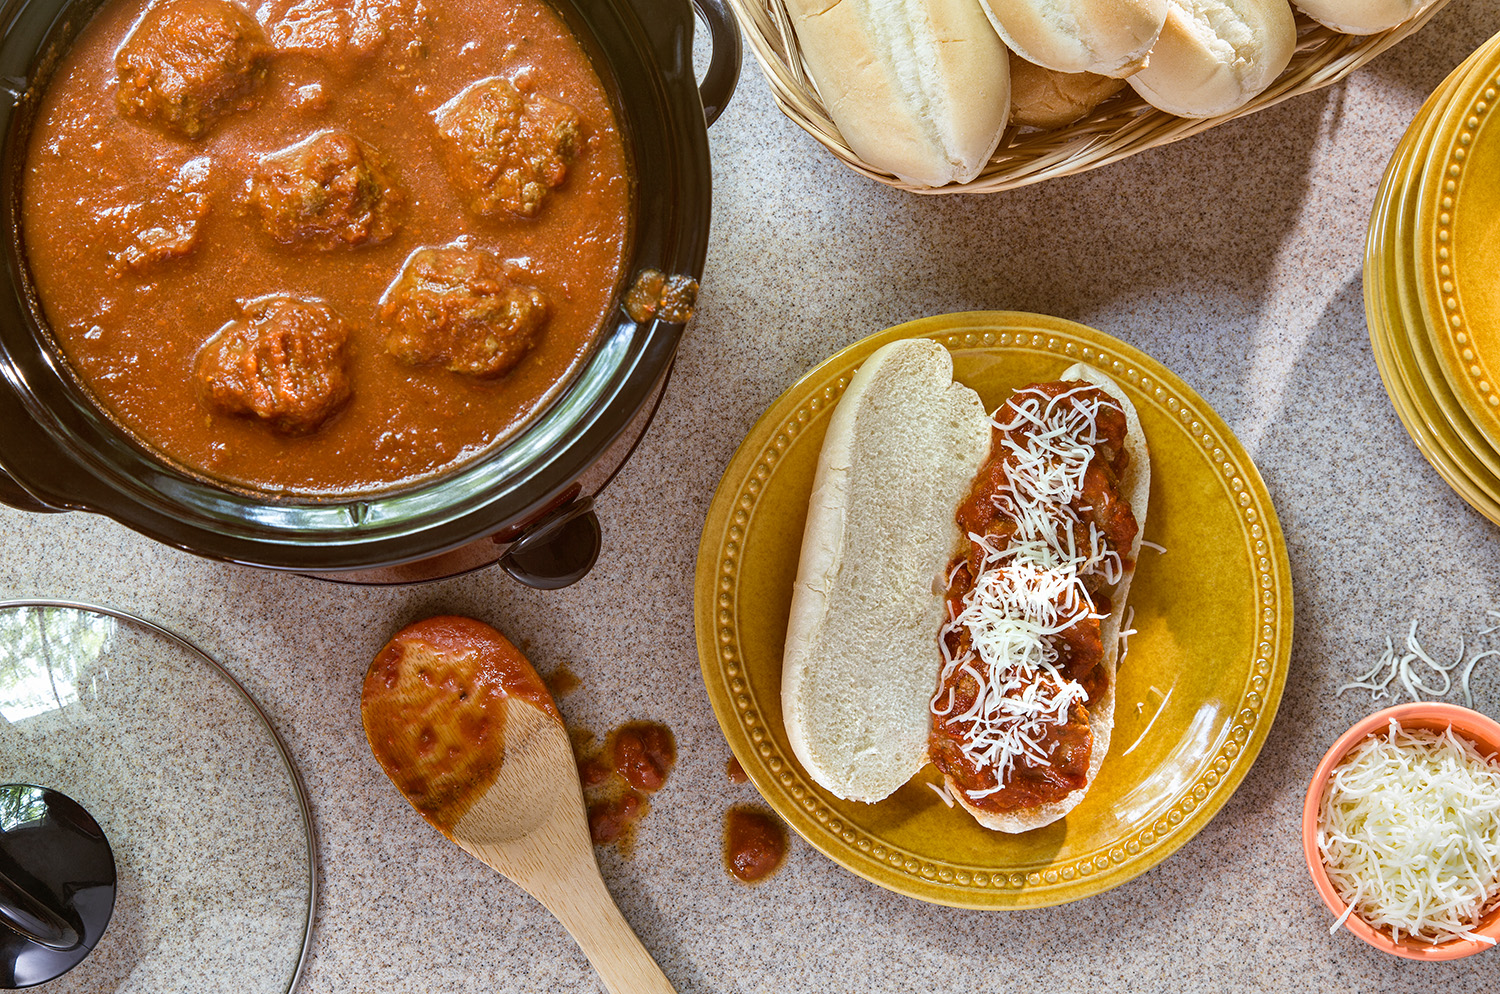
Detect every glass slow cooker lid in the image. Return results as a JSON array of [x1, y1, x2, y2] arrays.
[[0, 601, 313, 992]]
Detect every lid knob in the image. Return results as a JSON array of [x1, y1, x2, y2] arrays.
[[0, 785, 115, 989]]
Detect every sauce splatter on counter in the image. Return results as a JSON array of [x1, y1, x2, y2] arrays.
[[724, 806, 787, 884]]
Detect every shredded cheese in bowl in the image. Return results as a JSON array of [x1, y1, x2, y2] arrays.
[[1316, 719, 1500, 946]]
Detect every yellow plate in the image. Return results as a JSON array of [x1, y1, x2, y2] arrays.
[[1369, 166, 1500, 522], [1364, 45, 1500, 521], [694, 313, 1293, 908], [1389, 95, 1500, 498], [1414, 38, 1500, 443]]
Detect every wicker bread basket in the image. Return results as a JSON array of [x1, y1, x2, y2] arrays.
[[731, 0, 1454, 193]]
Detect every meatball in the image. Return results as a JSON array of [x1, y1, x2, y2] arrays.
[[116, 0, 273, 140], [262, 0, 428, 66], [381, 247, 549, 378], [106, 157, 214, 273], [249, 130, 404, 250], [197, 296, 352, 434], [434, 77, 581, 218]]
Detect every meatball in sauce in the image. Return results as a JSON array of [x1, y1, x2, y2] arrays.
[[196, 295, 351, 434], [115, 0, 273, 139], [434, 76, 581, 219], [381, 246, 548, 378], [249, 129, 404, 249]]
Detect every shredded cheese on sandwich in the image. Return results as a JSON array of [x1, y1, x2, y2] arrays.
[[933, 386, 1123, 798], [1317, 720, 1500, 945]]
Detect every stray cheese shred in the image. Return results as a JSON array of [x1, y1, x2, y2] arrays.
[[1317, 720, 1500, 945]]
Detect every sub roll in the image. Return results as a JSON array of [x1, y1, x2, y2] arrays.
[[783, 0, 1011, 186], [782, 339, 1150, 832], [979, 0, 1169, 78], [1293, 0, 1437, 35], [1127, 0, 1297, 118]]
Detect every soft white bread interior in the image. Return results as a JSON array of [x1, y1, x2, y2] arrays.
[[950, 362, 1150, 833], [784, 0, 1011, 187], [1126, 0, 1296, 118], [979, 0, 1168, 78], [1292, 0, 1432, 34], [1009, 52, 1128, 128], [782, 339, 991, 803]]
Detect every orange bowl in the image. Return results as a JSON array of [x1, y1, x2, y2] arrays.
[[1303, 702, 1500, 960]]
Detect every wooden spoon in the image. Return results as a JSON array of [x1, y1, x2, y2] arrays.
[[361, 616, 674, 994]]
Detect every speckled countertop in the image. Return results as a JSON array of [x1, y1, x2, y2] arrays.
[[6, 2, 1500, 991]]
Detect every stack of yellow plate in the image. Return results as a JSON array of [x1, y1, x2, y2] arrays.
[[1367, 33, 1500, 524]]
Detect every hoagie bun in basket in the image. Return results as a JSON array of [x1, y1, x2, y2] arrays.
[[1126, 0, 1296, 118], [979, 0, 1168, 78], [781, 340, 1149, 833], [1008, 53, 1128, 129], [781, 0, 1010, 187], [1292, 0, 1436, 34]]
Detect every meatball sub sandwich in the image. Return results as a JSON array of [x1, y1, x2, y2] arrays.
[[782, 338, 1149, 832]]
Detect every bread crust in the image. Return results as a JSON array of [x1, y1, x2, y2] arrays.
[[947, 362, 1149, 833], [1292, 0, 1430, 34], [1009, 53, 1127, 129], [979, 0, 1168, 78]]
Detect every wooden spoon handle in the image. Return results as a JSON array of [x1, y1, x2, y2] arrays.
[[523, 857, 676, 994]]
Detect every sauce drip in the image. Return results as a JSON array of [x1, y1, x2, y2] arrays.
[[572, 719, 676, 849], [723, 807, 787, 884]]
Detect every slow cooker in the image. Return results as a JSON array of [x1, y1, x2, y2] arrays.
[[0, 0, 740, 588]]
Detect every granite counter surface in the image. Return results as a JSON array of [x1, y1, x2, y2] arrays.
[[4, 2, 1500, 991]]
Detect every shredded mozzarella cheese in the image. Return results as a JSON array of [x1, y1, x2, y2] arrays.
[[1317, 720, 1500, 945], [932, 385, 1125, 799], [1339, 616, 1500, 709]]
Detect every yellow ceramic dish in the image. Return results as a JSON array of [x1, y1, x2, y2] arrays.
[[1413, 38, 1500, 444], [694, 313, 1293, 908], [1388, 94, 1500, 498], [1364, 50, 1500, 522]]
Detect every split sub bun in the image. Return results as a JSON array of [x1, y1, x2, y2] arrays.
[[782, 339, 1150, 832], [979, 0, 1169, 77], [1009, 52, 1128, 129], [1293, 0, 1435, 35], [783, 0, 1010, 187], [1127, 0, 1297, 118], [782, 339, 992, 802]]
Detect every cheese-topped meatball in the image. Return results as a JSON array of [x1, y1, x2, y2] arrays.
[[434, 77, 580, 218], [381, 246, 548, 378], [115, 0, 273, 139], [197, 296, 352, 434], [249, 129, 405, 249]]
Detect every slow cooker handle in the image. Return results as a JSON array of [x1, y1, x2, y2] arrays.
[[499, 497, 603, 590], [691, 0, 740, 127], [0, 464, 64, 514]]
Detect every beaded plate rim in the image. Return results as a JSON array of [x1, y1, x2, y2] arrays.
[[693, 312, 1293, 909], [1416, 49, 1500, 442]]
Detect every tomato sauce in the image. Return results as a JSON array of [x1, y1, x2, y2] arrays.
[[361, 615, 557, 833], [723, 806, 787, 883]]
